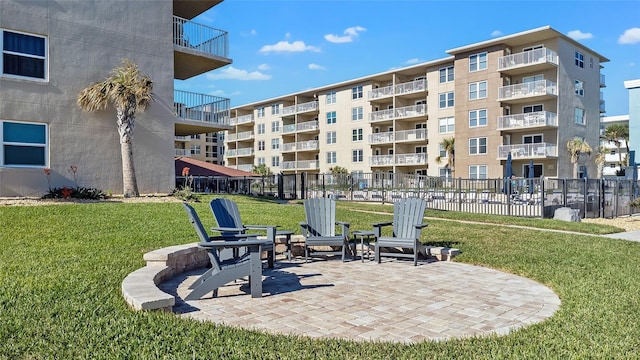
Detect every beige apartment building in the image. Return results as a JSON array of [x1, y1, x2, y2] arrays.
[[226, 26, 607, 181], [0, 0, 231, 197]]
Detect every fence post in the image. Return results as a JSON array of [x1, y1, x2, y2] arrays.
[[322, 173, 326, 198], [540, 179, 545, 218], [300, 172, 305, 200], [277, 173, 284, 200], [562, 179, 567, 207], [381, 173, 385, 205], [457, 178, 462, 212], [582, 177, 587, 219]]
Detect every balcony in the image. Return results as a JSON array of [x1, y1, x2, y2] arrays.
[[369, 109, 394, 123], [497, 80, 557, 104], [282, 124, 296, 134], [226, 131, 254, 142], [281, 140, 319, 152], [497, 111, 558, 131], [282, 105, 296, 116], [368, 85, 394, 100], [175, 148, 190, 156], [296, 120, 319, 133], [174, 90, 231, 136], [395, 104, 426, 119], [369, 155, 394, 166], [226, 147, 254, 157], [230, 114, 254, 126], [173, 16, 231, 80], [281, 160, 319, 170], [395, 129, 427, 142], [497, 47, 558, 75], [175, 136, 190, 142], [396, 153, 427, 166], [395, 78, 427, 97], [497, 143, 558, 159], [173, 0, 222, 20], [600, 92, 606, 113], [369, 131, 394, 144], [296, 100, 319, 114], [236, 164, 254, 172], [600, 74, 606, 88]]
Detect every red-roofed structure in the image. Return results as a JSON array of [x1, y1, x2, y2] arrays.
[[175, 157, 259, 193]]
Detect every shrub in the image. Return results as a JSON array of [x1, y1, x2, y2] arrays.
[[42, 186, 108, 200], [170, 187, 200, 202]]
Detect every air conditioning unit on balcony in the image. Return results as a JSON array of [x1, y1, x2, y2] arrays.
[[505, 47, 512, 55]]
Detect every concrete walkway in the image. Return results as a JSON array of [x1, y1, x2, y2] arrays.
[[602, 230, 640, 242], [160, 258, 560, 343]]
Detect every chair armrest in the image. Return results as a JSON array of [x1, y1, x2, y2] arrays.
[[244, 225, 278, 230], [372, 221, 393, 238], [198, 239, 270, 249], [372, 221, 393, 228], [299, 222, 309, 237], [414, 223, 429, 229], [211, 226, 246, 234], [335, 221, 350, 226]]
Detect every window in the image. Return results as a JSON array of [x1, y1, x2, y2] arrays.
[[523, 104, 543, 113], [271, 156, 280, 167], [190, 134, 201, 140], [523, 45, 543, 52], [523, 134, 543, 144], [469, 165, 488, 179], [257, 157, 265, 165], [439, 143, 447, 158], [575, 51, 584, 68], [352, 128, 363, 141], [523, 74, 543, 83], [469, 81, 487, 100], [257, 123, 265, 134], [352, 85, 363, 99], [469, 52, 487, 72], [438, 117, 455, 133], [439, 167, 451, 179], [469, 137, 487, 155], [326, 131, 336, 144], [257, 140, 265, 151], [271, 138, 280, 150], [415, 146, 427, 153], [469, 109, 487, 127], [351, 107, 363, 121], [574, 107, 585, 125], [439, 65, 454, 83], [256, 107, 265, 118], [575, 79, 584, 96], [326, 111, 337, 124], [439, 92, 454, 108], [1, 121, 47, 166], [327, 151, 337, 164], [326, 91, 336, 104], [190, 145, 201, 155], [352, 149, 363, 163], [1, 30, 47, 80], [271, 121, 280, 133], [271, 104, 280, 115]]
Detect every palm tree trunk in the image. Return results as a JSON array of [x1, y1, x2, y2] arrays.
[[117, 102, 139, 197]]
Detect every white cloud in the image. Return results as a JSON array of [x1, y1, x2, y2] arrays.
[[205, 66, 271, 81], [251, 29, 257, 36], [405, 58, 420, 65], [308, 63, 325, 70], [490, 30, 503, 37], [257, 64, 269, 71], [259, 40, 320, 53], [324, 26, 366, 44], [618, 27, 640, 44], [567, 30, 593, 40]]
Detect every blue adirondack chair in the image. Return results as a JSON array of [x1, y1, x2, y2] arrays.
[[210, 198, 276, 268], [299, 197, 351, 262], [182, 203, 268, 299], [373, 197, 428, 266]]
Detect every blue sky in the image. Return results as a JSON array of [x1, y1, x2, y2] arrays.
[[175, 0, 640, 116]]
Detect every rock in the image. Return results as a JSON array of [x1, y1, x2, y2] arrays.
[[553, 207, 581, 222]]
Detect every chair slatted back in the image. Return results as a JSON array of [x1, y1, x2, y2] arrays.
[[182, 203, 222, 269], [210, 198, 243, 235], [392, 198, 427, 239], [304, 197, 336, 237]]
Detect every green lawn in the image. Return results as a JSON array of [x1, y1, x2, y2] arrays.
[[1, 195, 639, 359]]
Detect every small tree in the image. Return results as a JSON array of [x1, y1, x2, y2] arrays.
[[435, 137, 455, 178], [593, 146, 607, 179], [604, 124, 629, 167], [252, 164, 274, 193], [329, 166, 349, 189], [567, 138, 592, 178], [77, 59, 153, 197]]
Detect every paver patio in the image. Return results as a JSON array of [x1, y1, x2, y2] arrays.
[[160, 258, 560, 343]]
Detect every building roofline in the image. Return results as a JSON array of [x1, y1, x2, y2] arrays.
[[601, 115, 630, 122], [446, 25, 609, 62], [624, 79, 640, 89]]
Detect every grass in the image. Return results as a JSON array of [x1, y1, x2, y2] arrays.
[[0, 195, 639, 359]]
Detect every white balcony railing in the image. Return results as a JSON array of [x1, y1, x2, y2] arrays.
[[498, 80, 557, 100], [369, 131, 394, 144], [395, 129, 427, 142], [297, 160, 319, 169], [497, 111, 558, 130], [226, 147, 254, 157], [497, 47, 558, 71], [230, 114, 254, 125], [296, 100, 318, 113], [174, 90, 230, 125], [281, 161, 296, 170], [227, 131, 254, 141], [282, 105, 296, 116], [396, 153, 427, 165], [296, 120, 319, 132], [395, 104, 426, 119], [368, 85, 394, 100], [173, 15, 229, 59], [369, 109, 394, 122], [281, 140, 319, 152], [282, 124, 296, 134], [282, 142, 296, 152], [237, 164, 254, 172], [175, 136, 190, 141], [175, 149, 190, 156], [395, 78, 427, 95], [600, 74, 606, 87], [369, 155, 394, 166], [497, 143, 558, 159]]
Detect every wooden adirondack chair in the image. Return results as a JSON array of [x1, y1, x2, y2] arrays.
[[209, 198, 276, 268], [373, 197, 428, 266], [299, 197, 351, 262], [182, 203, 268, 299]]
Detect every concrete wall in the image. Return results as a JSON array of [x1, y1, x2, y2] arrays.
[[0, 0, 176, 197]]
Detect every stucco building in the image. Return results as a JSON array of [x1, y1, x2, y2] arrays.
[[225, 26, 607, 181], [0, 0, 231, 196]]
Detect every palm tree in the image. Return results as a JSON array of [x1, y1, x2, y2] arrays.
[[435, 137, 455, 178], [604, 124, 629, 167], [567, 138, 592, 178], [77, 59, 154, 197], [593, 146, 607, 179]]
